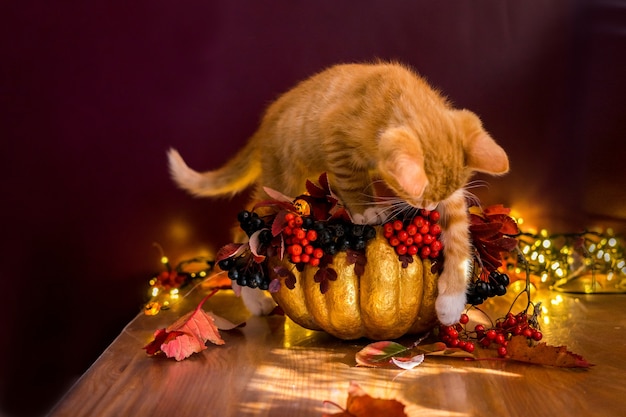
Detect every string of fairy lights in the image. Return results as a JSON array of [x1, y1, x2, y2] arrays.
[[505, 215, 626, 293], [144, 214, 626, 315]]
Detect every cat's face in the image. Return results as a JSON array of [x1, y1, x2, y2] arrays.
[[377, 111, 509, 209], [378, 158, 471, 210]]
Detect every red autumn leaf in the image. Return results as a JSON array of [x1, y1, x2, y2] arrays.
[[506, 335, 593, 368], [488, 235, 519, 251], [306, 178, 328, 198], [319, 279, 330, 294], [216, 243, 246, 263], [314, 266, 338, 294], [271, 210, 290, 237], [469, 205, 519, 274], [474, 242, 505, 270], [484, 213, 520, 235], [144, 290, 225, 361], [253, 187, 298, 214], [305, 172, 335, 199], [323, 382, 408, 417], [143, 329, 185, 356], [272, 265, 296, 290], [469, 212, 486, 225], [299, 194, 335, 221], [469, 221, 504, 239], [482, 204, 511, 216], [314, 267, 338, 283], [399, 253, 414, 268], [317, 172, 331, 193], [345, 249, 367, 277], [261, 186, 295, 204]]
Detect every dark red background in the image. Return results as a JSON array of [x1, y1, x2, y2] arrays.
[[1, 1, 624, 415]]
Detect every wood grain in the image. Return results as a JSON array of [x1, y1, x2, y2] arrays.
[[48, 286, 626, 417]]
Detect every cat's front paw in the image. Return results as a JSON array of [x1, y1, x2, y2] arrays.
[[351, 207, 389, 225], [435, 291, 467, 326]]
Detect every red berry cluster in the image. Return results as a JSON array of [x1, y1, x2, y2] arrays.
[[495, 311, 543, 342], [283, 213, 324, 267], [440, 311, 543, 357], [439, 313, 476, 354], [154, 270, 186, 290], [383, 209, 443, 259]]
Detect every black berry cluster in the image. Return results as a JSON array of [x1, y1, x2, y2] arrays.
[[217, 210, 272, 290], [218, 209, 379, 290], [311, 219, 377, 255], [466, 270, 511, 305], [237, 210, 271, 240]]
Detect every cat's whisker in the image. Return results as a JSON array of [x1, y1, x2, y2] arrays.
[[349, 199, 397, 207], [465, 179, 490, 190], [381, 202, 413, 221], [463, 189, 482, 207]]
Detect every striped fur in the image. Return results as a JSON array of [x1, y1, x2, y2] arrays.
[[168, 62, 509, 323]]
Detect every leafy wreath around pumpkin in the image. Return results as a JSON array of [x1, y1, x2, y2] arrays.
[[144, 173, 593, 372]]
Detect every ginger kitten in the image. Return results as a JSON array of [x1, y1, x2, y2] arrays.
[[168, 62, 509, 325]]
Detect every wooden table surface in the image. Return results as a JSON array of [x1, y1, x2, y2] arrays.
[[48, 281, 626, 417]]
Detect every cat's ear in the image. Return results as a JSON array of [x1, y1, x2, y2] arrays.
[[464, 132, 509, 175], [378, 128, 429, 197], [457, 110, 509, 175]]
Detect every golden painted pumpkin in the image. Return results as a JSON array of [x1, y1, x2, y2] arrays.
[[269, 228, 439, 340]]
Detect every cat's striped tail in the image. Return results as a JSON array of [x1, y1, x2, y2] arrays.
[[167, 145, 260, 198]]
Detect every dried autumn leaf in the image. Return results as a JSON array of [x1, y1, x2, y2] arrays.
[[420, 346, 475, 359], [262, 186, 295, 204], [355, 341, 409, 367], [314, 266, 338, 294], [248, 229, 267, 262], [306, 178, 328, 198], [271, 210, 290, 237], [144, 290, 225, 361], [469, 221, 504, 239], [398, 253, 414, 268], [323, 382, 408, 417], [143, 329, 184, 356], [469, 207, 520, 274], [356, 340, 474, 368], [272, 265, 296, 289], [216, 243, 246, 263], [317, 172, 331, 193], [485, 213, 520, 235], [345, 249, 367, 277], [483, 204, 511, 216], [488, 235, 519, 251], [506, 335, 593, 368]]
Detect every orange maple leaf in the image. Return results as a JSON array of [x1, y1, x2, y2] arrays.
[[323, 382, 408, 417], [506, 335, 593, 368], [144, 290, 225, 361]]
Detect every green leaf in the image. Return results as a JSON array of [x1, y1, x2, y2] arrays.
[[355, 341, 410, 367]]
